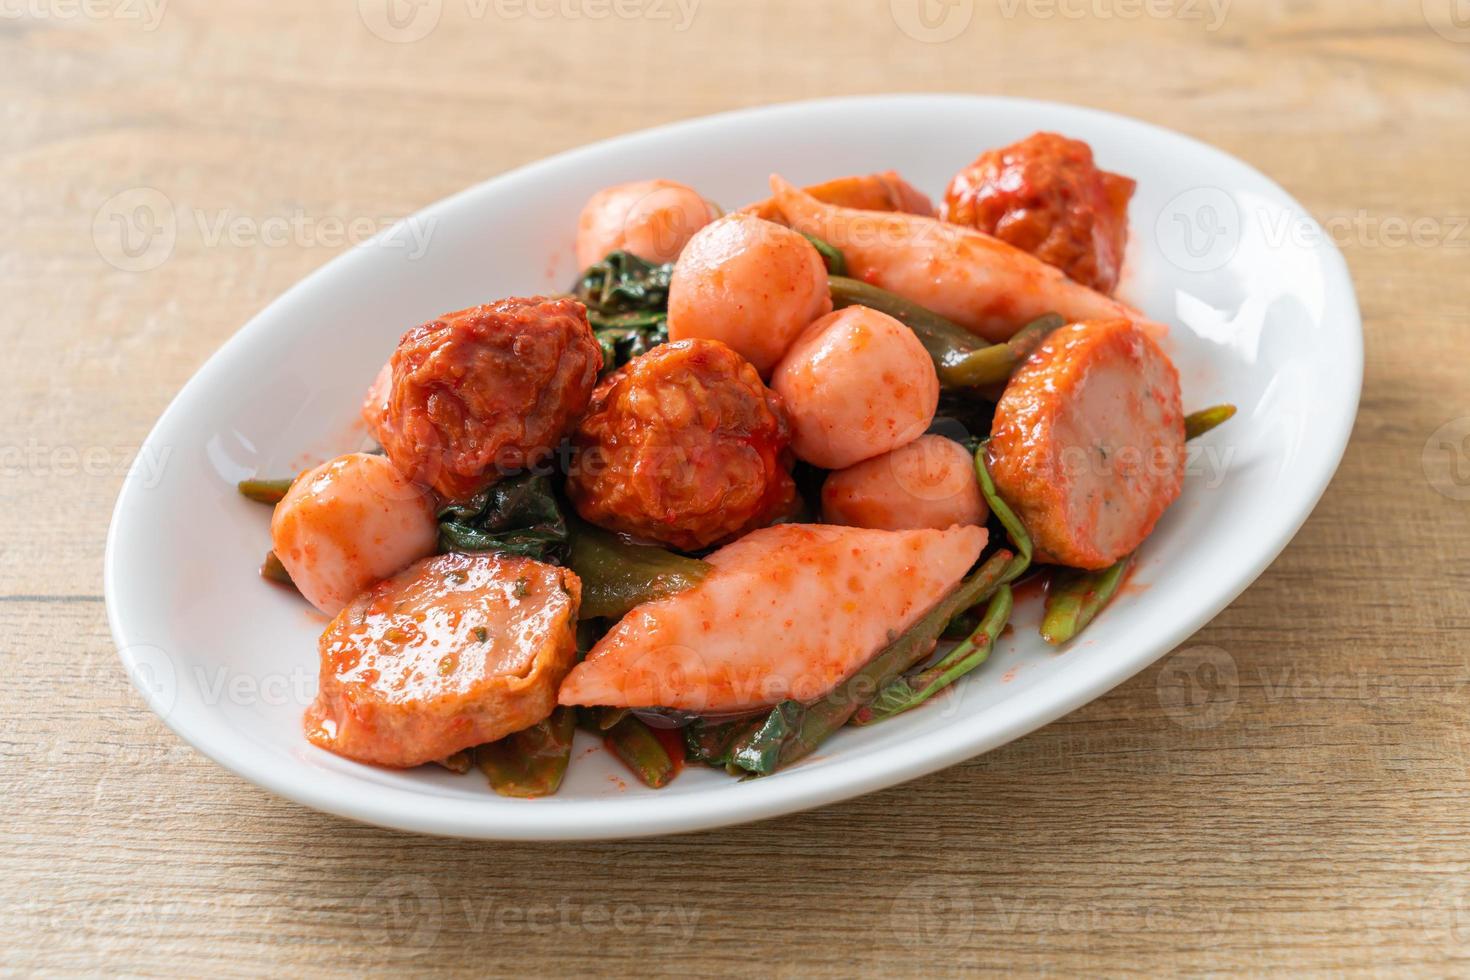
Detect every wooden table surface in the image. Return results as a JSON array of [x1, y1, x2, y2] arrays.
[[6, 0, 1469, 974]]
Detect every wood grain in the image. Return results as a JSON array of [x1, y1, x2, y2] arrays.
[[4, 0, 1469, 974]]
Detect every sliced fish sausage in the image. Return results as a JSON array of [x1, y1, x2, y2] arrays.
[[987, 318, 1185, 570], [305, 552, 580, 768]]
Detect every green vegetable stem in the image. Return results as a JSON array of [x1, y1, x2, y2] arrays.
[[829, 276, 1063, 389], [854, 583, 1014, 724], [237, 477, 293, 504], [847, 450, 1027, 726], [719, 548, 1014, 776], [260, 551, 297, 590], [975, 441, 1033, 584], [800, 232, 848, 276], [474, 707, 577, 798], [565, 519, 711, 620], [1040, 555, 1131, 646], [1184, 403, 1237, 440], [684, 713, 766, 770], [603, 714, 678, 788]]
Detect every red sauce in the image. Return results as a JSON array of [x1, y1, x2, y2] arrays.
[[650, 725, 687, 779], [1009, 568, 1051, 606], [1114, 559, 1150, 599]]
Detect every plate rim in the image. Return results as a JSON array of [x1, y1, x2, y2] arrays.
[[104, 93, 1363, 840]]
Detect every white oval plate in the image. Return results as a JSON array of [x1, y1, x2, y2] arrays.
[[105, 95, 1361, 840]]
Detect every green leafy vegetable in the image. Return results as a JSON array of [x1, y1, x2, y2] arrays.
[[570, 250, 675, 370], [684, 714, 766, 769], [566, 519, 712, 620], [729, 701, 804, 775], [573, 250, 674, 318], [592, 319, 669, 372], [436, 472, 569, 562], [474, 707, 577, 797]]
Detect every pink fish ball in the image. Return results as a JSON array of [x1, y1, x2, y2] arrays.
[[771, 305, 939, 469], [575, 179, 717, 269], [822, 435, 988, 531], [666, 213, 833, 376]]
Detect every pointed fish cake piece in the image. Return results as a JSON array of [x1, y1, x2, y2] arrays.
[[769, 175, 1164, 343], [558, 523, 986, 713]]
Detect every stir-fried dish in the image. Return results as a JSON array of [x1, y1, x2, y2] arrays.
[[239, 131, 1235, 795]]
